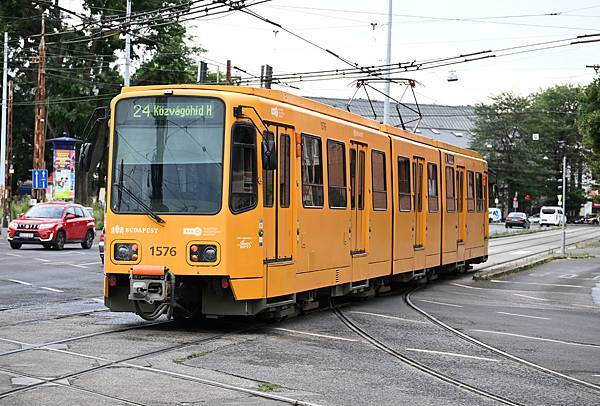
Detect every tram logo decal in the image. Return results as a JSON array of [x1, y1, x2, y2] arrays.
[[110, 225, 158, 234], [237, 237, 252, 249], [110, 225, 125, 234], [183, 227, 203, 237]]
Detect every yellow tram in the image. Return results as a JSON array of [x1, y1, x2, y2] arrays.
[[102, 85, 488, 320]]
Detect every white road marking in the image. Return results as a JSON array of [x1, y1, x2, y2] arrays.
[[560, 274, 577, 279], [35, 258, 50, 262], [79, 261, 101, 266], [496, 311, 550, 320], [419, 299, 463, 308], [92, 298, 104, 303], [491, 280, 586, 289], [7, 279, 32, 286], [5, 253, 21, 257], [451, 282, 484, 290], [593, 276, 600, 280], [273, 327, 359, 342], [488, 249, 497, 253], [572, 304, 596, 309], [68, 263, 89, 269], [510, 250, 532, 255], [404, 348, 499, 362], [349, 311, 427, 324], [593, 375, 600, 377], [513, 293, 550, 302], [39, 287, 63, 293], [471, 329, 600, 348]]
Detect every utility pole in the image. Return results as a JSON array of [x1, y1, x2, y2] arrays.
[[561, 155, 566, 256], [6, 80, 12, 225], [124, 0, 132, 87], [382, 0, 393, 125], [0, 32, 6, 230], [33, 16, 46, 202], [226, 60, 231, 84]]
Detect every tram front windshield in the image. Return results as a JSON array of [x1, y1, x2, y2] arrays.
[[111, 96, 225, 214]]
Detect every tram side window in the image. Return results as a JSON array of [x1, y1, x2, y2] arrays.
[[372, 150, 387, 210], [327, 140, 347, 208], [427, 163, 439, 212], [280, 134, 290, 208], [262, 131, 275, 208], [446, 166, 456, 212], [398, 157, 411, 211], [301, 135, 324, 208], [358, 150, 365, 210], [467, 171, 475, 212], [230, 123, 257, 214], [476, 172, 483, 212]]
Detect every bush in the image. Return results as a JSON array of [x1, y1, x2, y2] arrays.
[[9, 195, 31, 220], [91, 202, 104, 230]]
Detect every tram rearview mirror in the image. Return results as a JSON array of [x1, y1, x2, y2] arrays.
[[78, 142, 93, 172], [261, 133, 277, 171]]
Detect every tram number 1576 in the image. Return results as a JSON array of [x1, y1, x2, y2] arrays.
[[150, 246, 176, 256]]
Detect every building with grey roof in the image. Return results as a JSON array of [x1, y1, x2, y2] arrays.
[[309, 97, 476, 149]]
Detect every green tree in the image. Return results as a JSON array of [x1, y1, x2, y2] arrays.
[[471, 86, 586, 217], [579, 78, 600, 179], [470, 93, 546, 215]]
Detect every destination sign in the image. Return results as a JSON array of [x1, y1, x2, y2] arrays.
[[116, 96, 225, 126], [131, 102, 214, 119]]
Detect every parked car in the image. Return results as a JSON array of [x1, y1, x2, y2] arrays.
[[584, 215, 599, 225], [99, 228, 105, 264], [505, 212, 530, 228], [540, 206, 566, 227], [7, 202, 96, 250], [528, 214, 540, 224]]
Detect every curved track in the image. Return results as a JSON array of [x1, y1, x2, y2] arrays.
[[405, 289, 600, 393], [332, 306, 521, 406]]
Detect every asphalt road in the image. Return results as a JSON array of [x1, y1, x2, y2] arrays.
[[0, 226, 598, 405]]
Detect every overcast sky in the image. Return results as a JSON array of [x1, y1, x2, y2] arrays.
[[64, 0, 600, 106]]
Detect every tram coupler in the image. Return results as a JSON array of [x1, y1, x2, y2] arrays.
[[128, 265, 171, 304]]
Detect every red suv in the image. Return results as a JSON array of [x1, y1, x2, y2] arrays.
[[7, 202, 96, 250]]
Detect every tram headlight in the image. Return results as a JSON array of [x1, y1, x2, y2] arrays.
[[113, 242, 139, 262], [189, 244, 218, 263]]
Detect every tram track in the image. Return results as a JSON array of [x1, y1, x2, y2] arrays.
[[331, 305, 522, 406], [404, 288, 600, 393], [0, 322, 319, 405], [478, 229, 600, 272], [487, 227, 595, 255], [489, 226, 587, 248]]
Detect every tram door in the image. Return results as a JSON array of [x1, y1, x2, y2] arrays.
[[456, 167, 466, 260], [413, 157, 426, 270], [350, 143, 367, 256], [263, 126, 293, 263]]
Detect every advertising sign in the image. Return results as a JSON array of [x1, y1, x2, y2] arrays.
[[52, 149, 75, 200]]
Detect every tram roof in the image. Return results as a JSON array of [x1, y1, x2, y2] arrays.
[[120, 85, 482, 160]]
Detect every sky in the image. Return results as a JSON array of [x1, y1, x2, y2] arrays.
[[65, 0, 600, 106]]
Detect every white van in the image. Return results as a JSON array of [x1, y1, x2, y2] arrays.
[[540, 206, 566, 226]]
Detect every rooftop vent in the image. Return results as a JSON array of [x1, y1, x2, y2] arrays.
[[431, 129, 440, 134]]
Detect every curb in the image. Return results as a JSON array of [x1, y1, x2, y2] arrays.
[[473, 252, 554, 281], [473, 251, 594, 281]]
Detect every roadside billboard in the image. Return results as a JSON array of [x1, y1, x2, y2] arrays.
[[52, 149, 75, 200]]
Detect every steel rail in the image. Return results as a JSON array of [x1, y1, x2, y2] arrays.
[[0, 324, 319, 405], [405, 290, 600, 393], [332, 306, 522, 405], [476, 229, 600, 272]]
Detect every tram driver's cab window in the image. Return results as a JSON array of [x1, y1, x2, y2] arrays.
[[230, 123, 257, 213]]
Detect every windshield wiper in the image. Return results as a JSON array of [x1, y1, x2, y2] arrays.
[[113, 182, 166, 224]]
